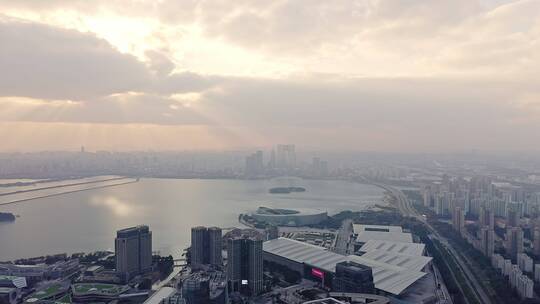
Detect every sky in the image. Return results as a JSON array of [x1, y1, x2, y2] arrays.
[[0, 0, 539, 152]]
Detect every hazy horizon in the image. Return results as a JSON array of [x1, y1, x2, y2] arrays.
[[1, 0, 539, 152]]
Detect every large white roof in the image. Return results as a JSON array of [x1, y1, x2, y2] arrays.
[[360, 240, 425, 256], [263, 236, 348, 272], [263, 238, 427, 295], [353, 225, 403, 233], [359, 251, 432, 272], [356, 231, 413, 243]]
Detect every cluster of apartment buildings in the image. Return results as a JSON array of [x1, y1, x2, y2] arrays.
[[189, 226, 264, 298], [424, 175, 540, 298], [424, 176, 540, 219], [491, 253, 534, 298]]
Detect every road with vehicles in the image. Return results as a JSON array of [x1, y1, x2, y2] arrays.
[[332, 219, 354, 255], [376, 183, 492, 304]]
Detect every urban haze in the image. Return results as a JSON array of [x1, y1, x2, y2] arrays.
[[1, 1, 540, 304]]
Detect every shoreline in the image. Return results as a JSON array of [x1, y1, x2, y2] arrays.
[[0, 176, 128, 197], [0, 176, 388, 208], [0, 178, 139, 207]]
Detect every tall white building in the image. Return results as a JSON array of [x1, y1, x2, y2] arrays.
[[435, 194, 446, 216], [510, 265, 522, 288], [534, 264, 540, 282], [506, 227, 524, 260], [491, 254, 504, 271], [479, 227, 494, 258], [487, 199, 507, 217], [245, 151, 264, 177], [276, 144, 296, 170], [517, 274, 534, 298], [517, 253, 533, 273], [423, 187, 431, 208], [533, 227, 540, 256], [503, 259, 513, 276], [452, 207, 465, 235], [479, 207, 495, 230]]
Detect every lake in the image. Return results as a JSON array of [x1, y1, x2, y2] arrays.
[[0, 177, 385, 261]]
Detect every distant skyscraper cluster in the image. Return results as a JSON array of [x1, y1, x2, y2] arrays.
[[311, 157, 329, 177], [276, 144, 296, 170], [242, 144, 331, 179], [244, 144, 297, 177], [244, 151, 264, 178]]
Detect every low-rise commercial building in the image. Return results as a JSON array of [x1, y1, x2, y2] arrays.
[[71, 283, 130, 303], [0, 260, 78, 285], [23, 282, 70, 304]]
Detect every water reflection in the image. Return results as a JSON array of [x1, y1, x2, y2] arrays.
[[0, 178, 385, 261], [90, 196, 136, 217]]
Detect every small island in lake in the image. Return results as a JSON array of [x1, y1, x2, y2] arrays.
[[0, 212, 16, 222], [269, 187, 306, 194]]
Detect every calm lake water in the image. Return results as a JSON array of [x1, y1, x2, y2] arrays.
[[0, 178, 385, 261]]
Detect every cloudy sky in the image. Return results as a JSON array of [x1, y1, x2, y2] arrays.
[[0, 0, 539, 152]]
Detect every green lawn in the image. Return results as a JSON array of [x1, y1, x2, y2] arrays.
[[24, 283, 66, 303], [72, 283, 128, 295]]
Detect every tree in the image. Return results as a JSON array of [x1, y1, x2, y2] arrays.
[[138, 278, 152, 290]]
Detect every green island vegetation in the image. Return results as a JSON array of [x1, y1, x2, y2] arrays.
[[269, 187, 306, 194]]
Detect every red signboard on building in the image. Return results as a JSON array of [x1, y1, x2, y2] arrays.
[[311, 268, 324, 279]]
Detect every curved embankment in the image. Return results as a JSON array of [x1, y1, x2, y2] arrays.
[[0, 178, 138, 206], [0, 177, 128, 197]]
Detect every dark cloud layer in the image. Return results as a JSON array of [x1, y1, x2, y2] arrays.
[[0, 17, 151, 100], [0, 16, 222, 101]]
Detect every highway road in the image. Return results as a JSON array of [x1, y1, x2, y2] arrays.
[[376, 183, 492, 304], [332, 219, 354, 255]]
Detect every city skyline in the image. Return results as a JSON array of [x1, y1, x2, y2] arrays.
[[2, 1, 540, 303], [1, 1, 540, 152]]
